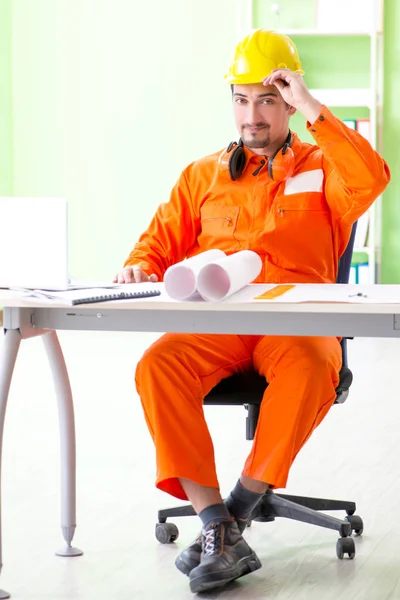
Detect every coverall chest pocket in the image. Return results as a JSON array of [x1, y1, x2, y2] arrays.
[[199, 205, 240, 252], [276, 192, 328, 217], [274, 192, 332, 269]]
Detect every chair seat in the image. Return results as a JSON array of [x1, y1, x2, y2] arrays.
[[204, 367, 353, 406], [203, 372, 267, 405]]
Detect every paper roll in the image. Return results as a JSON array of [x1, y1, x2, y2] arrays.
[[164, 249, 226, 300], [197, 250, 262, 301]]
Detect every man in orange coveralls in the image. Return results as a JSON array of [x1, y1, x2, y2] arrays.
[[114, 29, 390, 593]]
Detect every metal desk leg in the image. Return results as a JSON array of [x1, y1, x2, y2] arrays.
[[0, 329, 22, 599], [42, 332, 82, 558]]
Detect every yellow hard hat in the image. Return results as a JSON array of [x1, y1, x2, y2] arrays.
[[224, 29, 303, 85]]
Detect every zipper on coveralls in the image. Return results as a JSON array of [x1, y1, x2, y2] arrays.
[[202, 217, 233, 224]]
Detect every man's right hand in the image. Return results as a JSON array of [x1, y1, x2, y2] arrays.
[[113, 266, 159, 284]]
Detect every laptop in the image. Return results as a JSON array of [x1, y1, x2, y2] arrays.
[[0, 197, 70, 290]]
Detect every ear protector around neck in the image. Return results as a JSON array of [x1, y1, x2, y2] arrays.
[[225, 131, 294, 182]]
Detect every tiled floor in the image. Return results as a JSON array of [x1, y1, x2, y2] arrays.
[[0, 330, 399, 599]]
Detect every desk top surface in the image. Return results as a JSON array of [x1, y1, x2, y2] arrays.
[[2, 283, 400, 315]]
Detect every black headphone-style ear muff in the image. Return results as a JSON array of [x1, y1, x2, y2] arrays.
[[267, 131, 292, 179], [225, 131, 294, 182], [227, 139, 246, 181]]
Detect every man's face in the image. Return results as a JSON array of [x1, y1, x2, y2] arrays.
[[232, 83, 295, 153]]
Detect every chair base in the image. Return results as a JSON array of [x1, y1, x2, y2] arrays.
[[156, 490, 363, 559]]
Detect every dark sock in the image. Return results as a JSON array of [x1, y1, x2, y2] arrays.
[[225, 479, 263, 520], [198, 503, 232, 529]]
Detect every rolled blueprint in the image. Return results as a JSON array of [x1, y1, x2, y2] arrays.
[[164, 249, 226, 300], [197, 250, 262, 301]]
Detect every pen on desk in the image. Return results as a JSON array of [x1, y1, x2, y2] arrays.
[[349, 292, 367, 298]]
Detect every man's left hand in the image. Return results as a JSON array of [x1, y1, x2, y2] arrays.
[[263, 69, 322, 123]]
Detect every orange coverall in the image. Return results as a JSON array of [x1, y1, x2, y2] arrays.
[[130, 105, 390, 500]]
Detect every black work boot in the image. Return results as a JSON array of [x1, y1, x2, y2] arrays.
[[188, 520, 261, 593], [175, 517, 248, 577]]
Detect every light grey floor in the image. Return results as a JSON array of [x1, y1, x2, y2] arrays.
[[0, 330, 399, 599]]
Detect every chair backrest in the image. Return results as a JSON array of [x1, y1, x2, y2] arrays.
[[336, 222, 357, 284], [336, 221, 357, 376]]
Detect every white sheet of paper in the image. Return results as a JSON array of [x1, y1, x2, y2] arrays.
[[229, 284, 400, 305]]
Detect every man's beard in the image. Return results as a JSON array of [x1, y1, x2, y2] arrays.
[[241, 123, 271, 149]]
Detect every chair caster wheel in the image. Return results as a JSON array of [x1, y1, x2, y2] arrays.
[[155, 522, 179, 544], [345, 514, 364, 536], [336, 536, 355, 559], [246, 520, 252, 528]]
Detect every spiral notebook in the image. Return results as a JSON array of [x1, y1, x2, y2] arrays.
[[25, 286, 161, 305]]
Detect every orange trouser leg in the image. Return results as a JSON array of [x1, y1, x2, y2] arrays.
[[135, 333, 256, 500], [243, 335, 342, 489]]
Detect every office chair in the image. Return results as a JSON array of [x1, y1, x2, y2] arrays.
[[156, 223, 362, 560]]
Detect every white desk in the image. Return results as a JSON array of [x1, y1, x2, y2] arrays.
[[1, 283, 400, 598]]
